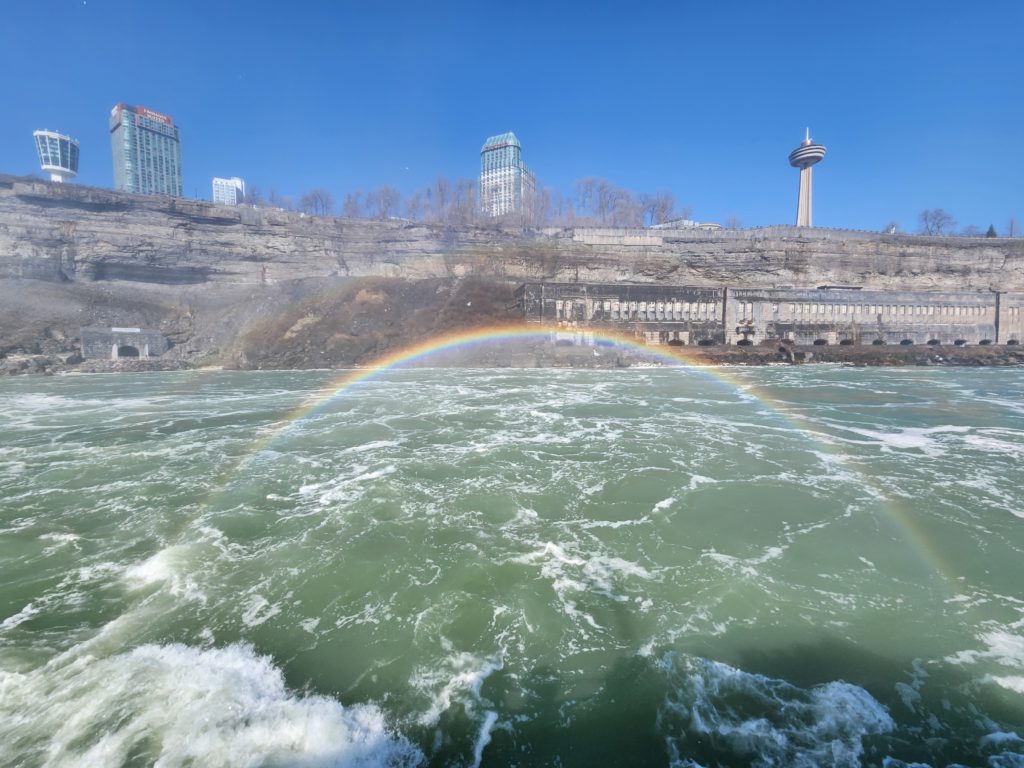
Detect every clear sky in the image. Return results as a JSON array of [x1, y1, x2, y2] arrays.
[[1, 0, 1021, 231]]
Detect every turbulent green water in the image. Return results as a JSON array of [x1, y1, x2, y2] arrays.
[[1, 367, 1023, 767]]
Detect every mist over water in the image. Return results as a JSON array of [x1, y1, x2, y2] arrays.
[[1, 367, 1022, 767]]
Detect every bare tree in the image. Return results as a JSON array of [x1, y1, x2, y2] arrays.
[[574, 178, 688, 227], [404, 190, 425, 221], [1008, 217, 1019, 238], [532, 186, 554, 226], [882, 220, 900, 234], [449, 178, 478, 224], [316, 188, 334, 216], [595, 179, 622, 224], [725, 215, 743, 230], [267, 188, 293, 211], [342, 192, 363, 218], [366, 185, 402, 219], [651, 190, 677, 225], [638, 193, 655, 227], [918, 208, 956, 235], [298, 188, 334, 216], [431, 177, 450, 221], [610, 191, 642, 227], [961, 224, 982, 237], [243, 185, 264, 207], [573, 177, 599, 221]]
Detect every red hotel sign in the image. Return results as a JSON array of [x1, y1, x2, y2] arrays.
[[111, 103, 175, 125], [135, 106, 173, 125]]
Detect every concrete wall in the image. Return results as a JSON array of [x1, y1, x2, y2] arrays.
[[80, 327, 169, 359]]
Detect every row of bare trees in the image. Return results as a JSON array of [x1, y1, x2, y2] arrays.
[[882, 211, 1021, 237], [243, 176, 696, 228], [245, 182, 1021, 237]]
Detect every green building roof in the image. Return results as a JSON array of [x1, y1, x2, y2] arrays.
[[481, 132, 521, 152]]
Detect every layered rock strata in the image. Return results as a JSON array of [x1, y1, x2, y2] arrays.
[[2, 173, 1023, 370]]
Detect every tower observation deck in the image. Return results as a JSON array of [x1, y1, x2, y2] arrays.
[[788, 129, 826, 227], [33, 130, 79, 183]]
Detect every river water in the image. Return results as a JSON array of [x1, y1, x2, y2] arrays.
[[1, 367, 1022, 767]]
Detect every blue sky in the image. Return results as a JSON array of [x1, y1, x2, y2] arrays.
[[1, 0, 1021, 231]]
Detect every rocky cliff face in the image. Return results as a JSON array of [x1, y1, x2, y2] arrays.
[[2, 173, 1022, 369]]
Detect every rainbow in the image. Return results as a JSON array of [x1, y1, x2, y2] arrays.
[[210, 323, 960, 589]]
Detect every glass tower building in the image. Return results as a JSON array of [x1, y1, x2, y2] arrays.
[[33, 130, 79, 183], [109, 103, 183, 197], [479, 132, 535, 218]]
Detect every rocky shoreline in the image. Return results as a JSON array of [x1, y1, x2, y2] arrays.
[[4, 341, 1022, 377]]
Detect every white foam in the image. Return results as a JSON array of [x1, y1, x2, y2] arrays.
[[983, 675, 1024, 694], [470, 710, 499, 768], [241, 594, 283, 627], [40, 532, 82, 556], [653, 496, 676, 512], [0, 600, 40, 631], [300, 465, 398, 506], [511, 542, 653, 626], [412, 652, 503, 726], [946, 630, 1024, 669], [123, 545, 205, 603], [981, 731, 1023, 746], [700, 546, 785, 578], [0, 642, 421, 767], [963, 434, 1024, 460], [658, 653, 894, 766], [834, 424, 970, 456], [688, 474, 717, 490]]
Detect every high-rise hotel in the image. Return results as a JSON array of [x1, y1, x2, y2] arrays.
[[109, 103, 183, 197], [212, 176, 245, 206], [479, 132, 534, 218]]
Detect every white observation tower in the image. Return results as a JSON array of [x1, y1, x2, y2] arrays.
[[33, 130, 80, 183], [788, 128, 826, 227]]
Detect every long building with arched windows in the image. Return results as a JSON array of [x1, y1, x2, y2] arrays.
[[516, 283, 1024, 347]]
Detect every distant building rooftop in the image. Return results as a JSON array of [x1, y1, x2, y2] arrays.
[[650, 218, 723, 231], [481, 132, 521, 152]]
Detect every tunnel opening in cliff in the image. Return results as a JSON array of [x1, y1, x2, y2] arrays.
[[117, 345, 140, 358]]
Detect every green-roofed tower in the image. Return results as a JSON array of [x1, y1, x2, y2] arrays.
[[479, 131, 535, 218]]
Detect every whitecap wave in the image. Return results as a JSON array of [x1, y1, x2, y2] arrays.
[[656, 652, 894, 767], [0, 642, 422, 768]]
